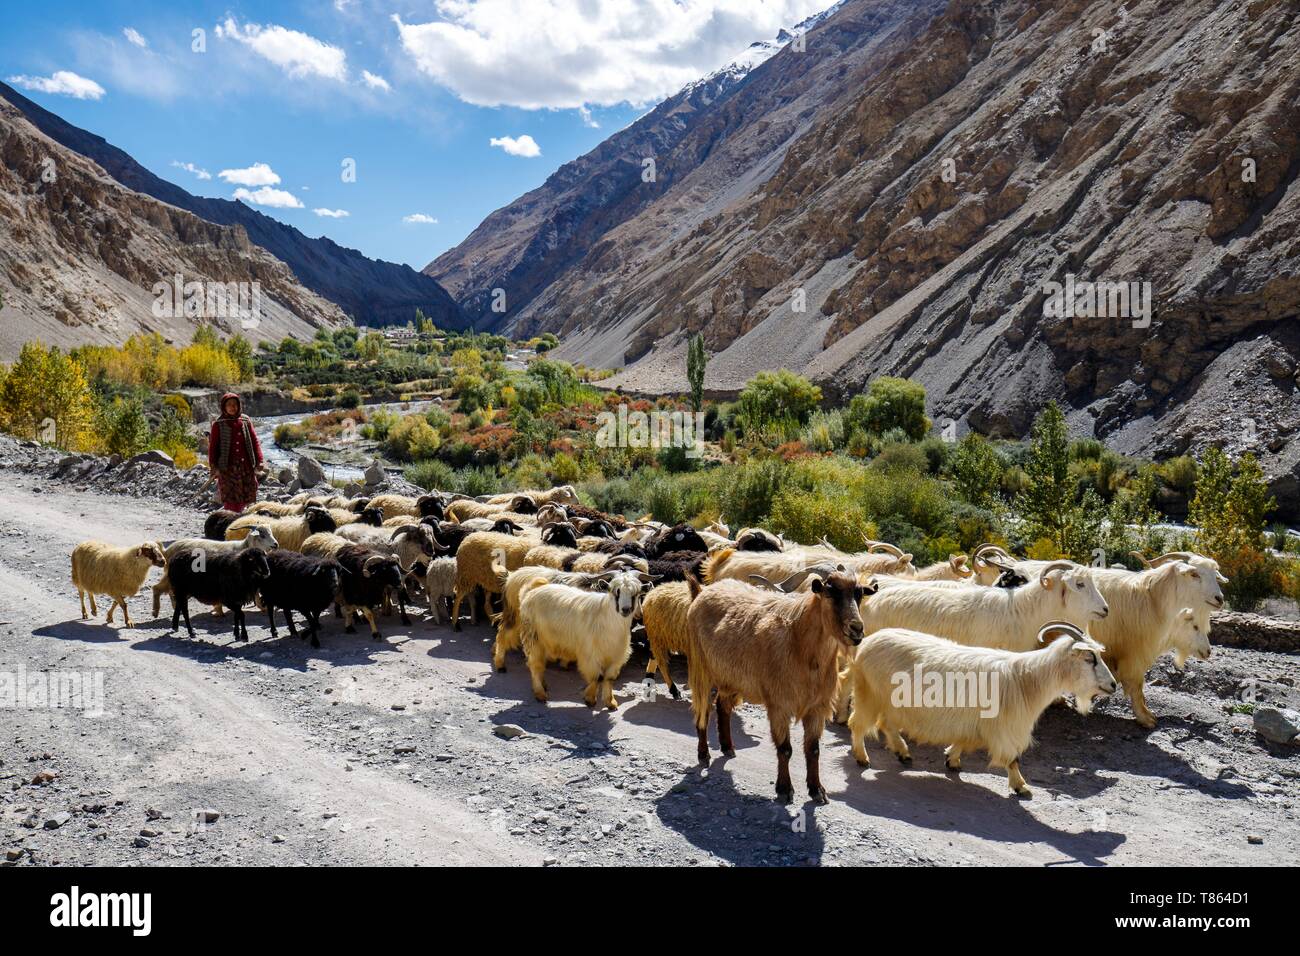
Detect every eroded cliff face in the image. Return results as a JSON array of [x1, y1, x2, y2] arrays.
[[431, 0, 1300, 512], [0, 95, 346, 357]]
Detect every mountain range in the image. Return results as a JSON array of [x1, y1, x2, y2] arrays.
[[428, 0, 1300, 511], [0, 77, 465, 353]]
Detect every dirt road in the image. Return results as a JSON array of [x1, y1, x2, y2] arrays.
[[2, 479, 1297, 866]]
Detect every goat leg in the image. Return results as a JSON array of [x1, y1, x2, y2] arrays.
[[397, 587, 411, 626], [772, 723, 794, 804], [716, 695, 736, 757], [803, 714, 827, 805]]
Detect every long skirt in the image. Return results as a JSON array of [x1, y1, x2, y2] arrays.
[[217, 465, 258, 511]]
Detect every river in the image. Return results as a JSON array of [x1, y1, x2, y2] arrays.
[[254, 400, 438, 483]]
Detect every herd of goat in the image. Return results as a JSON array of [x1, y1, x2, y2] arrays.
[[67, 483, 1227, 804]]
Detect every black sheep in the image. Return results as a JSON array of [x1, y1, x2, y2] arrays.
[[416, 494, 446, 520], [646, 523, 708, 558], [645, 550, 709, 583], [563, 504, 629, 530], [259, 550, 344, 648], [355, 505, 385, 526], [204, 509, 241, 541], [347, 497, 372, 513], [334, 545, 407, 640], [588, 539, 648, 559], [169, 548, 271, 642], [540, 521, 580, 549], [425, 518, 518, 556], [575, 518, 616, 539]]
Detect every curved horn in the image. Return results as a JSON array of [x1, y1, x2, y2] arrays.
[[389, 524, 421, 541], [747, 574, 779, 590], [1142, 551, 1197, 568], [868, 542, 905, 557], [1038, 560, 1076, 586], [1037, 620, 1085, 645]]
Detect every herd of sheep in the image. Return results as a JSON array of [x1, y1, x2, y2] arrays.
[[67, 483, 1226, 805]]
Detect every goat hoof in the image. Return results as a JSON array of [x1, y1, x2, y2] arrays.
[[854, 756, 870, 768], [1014, 786, 1032, 799], [896, 754, 911, 765], [945, 762, 961, 773], [722, 747, 736, 758], [697, 749, 710, 766], [810, 788, 829, 806], [495, 665, 506, 673], [669, 685, 681, 700], [776, 789, 794, 805]]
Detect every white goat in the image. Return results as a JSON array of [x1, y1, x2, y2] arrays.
[[517, 570, 651, 709], [847, 622, 1116, 797]]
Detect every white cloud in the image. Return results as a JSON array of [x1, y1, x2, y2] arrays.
[[123, 27, 148, 48], [215, 16, 347, 81], [578, 106, 599, 129], [233, 186, 305, 209], [171, 161, 211, 181], [313, 208, 350, 218], [361, 70, 391, 92], [334, 0, 358, 11], [403, 213, 438, 224], [218, 162, 281, 187], [490, 134, 541, 158], [391, 1, 830, 110], [6, 70, 106, 100]]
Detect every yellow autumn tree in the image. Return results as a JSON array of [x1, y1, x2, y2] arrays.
[[0, 341, 95, 450]]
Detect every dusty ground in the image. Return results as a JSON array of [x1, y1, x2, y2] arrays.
[[2, 477, 1298, 867]]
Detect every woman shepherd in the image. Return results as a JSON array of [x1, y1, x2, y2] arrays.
[[208, 392, 266, 513]]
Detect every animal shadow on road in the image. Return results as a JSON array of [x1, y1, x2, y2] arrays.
[[653, 760, 829, 866], [477, 694, 621, 754], [33, 620, 138, 644]]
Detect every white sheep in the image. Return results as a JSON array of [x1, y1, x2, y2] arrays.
[[847, 622, 1117, 797], [70, 540, 167, 628], [518, 570, 651, 709]]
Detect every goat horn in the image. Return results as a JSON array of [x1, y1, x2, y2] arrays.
[[389, 524, 420, 541], [1037, 620, 1085, 644], [868, 542, 905, 557], [747, 574, 779, 590], [1143, 551, 1197, 568], [1038, 560, 1076, 585]]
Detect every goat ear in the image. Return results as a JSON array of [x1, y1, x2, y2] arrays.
[[810, 577, 824, 593]]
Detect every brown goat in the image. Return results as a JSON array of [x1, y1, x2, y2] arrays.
[[684, 571, 873, 804]]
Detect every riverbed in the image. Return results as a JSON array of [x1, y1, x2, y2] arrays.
[[255, 400, 438, 482]]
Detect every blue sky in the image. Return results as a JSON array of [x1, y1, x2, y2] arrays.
[[2, 1, 832, 271]]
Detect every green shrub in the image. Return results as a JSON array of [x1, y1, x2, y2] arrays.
[[384, 415, 441, 462], [719, 457, 788, 526], [769, 487, 873, 551], [736, 369, 821, 438], [846, 376, 930, 440]]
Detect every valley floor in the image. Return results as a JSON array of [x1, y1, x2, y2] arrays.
[[1, 480, 1297, 867]]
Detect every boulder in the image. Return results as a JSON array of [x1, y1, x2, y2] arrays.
[[1253, 706, 1300, 746], [277, 467, 294, 484], [344, 481, 365, 498], [129, 450, 175, 468], [297, 455, 325, 486], [365, 460, 387, 485]]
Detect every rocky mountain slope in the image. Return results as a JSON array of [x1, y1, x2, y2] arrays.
[[0, 93, 347, 358], [430, 0, 1300, 513], [0, 80, 465, 331]]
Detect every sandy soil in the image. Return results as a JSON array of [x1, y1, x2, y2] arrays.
[[2, 478, 1297, 867]]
